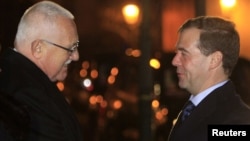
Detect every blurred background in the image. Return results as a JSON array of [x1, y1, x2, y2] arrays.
[[1, 0, 250, 141]]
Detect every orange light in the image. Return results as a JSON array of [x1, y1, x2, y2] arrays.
[[82, 61, 90, 69], [152, 100, 160, 109], [90, 69, 98, 79], [107, 75, 116, 84], [122, 4, 140, 24], [80, 69, 88, 77], [131, 49, 141, 57], [220, 0, 236, 8], [161, 108, 169, 116], [100, 100, 108, 108], [56, 82, 64, 91], [89, 95, 97, 105], [110, 67, 119, 76], [113, 100, 122, 109], [155, 111, 163, 120], [149, 58, 161, 69], [220, 0, 237, 18]]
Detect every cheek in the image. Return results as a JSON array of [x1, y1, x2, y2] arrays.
[[55, 67, 68, 81], [47, 61, 67, 81], [189, 59, 209, 77], [48, 56, 67, 72], [52, 53, 69, 65], [183, 59, 201, 73]]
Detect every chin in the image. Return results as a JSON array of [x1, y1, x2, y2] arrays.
[[58, 76, 67, 81], [178, 81, 186, 89], [56, 73, 67, 81]]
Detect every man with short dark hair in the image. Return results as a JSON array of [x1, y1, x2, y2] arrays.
[[168, 16, 250, 141]]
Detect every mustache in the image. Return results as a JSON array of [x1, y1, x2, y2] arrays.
[[64, 60, 72, 66]]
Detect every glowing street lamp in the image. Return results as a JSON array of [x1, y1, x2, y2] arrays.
[[220, 0, 236, 8], [122, 4, 140, 24], [220, 0, 237, 18]]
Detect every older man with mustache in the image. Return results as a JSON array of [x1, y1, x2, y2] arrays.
[[0, 1, 83, 141]]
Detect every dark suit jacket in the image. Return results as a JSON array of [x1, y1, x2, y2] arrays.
[[168, 80, 250, 141], [0, 48, 83, 141]]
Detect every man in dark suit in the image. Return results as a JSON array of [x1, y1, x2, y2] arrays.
[[167, 16, 250, 141], [0, 1, 83, 141]]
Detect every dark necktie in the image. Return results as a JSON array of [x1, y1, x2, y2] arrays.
[[181, 101, 195, 121]]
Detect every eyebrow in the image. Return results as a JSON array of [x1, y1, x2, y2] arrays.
[[176, 46, 189, 54]]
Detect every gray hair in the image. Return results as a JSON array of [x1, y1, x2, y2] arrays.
[[15, 1, 74, 47]]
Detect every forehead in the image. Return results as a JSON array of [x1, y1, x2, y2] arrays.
[[45, 16, 78, 41], [176, 27, 201, 50]]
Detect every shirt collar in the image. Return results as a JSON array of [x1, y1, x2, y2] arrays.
[[189, 80, 228, 106]]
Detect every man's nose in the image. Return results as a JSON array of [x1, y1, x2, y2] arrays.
[[70, 50, 79, 61], [172, 54, 180, 67]]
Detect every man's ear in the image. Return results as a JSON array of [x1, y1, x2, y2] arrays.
[[31, 40, 42, 58], [210, 51, 223, 69]]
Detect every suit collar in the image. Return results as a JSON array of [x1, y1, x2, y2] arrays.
[[169, 81, 236, 137]]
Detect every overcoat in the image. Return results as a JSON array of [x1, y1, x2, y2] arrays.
[[0, 48, 83, 141]]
